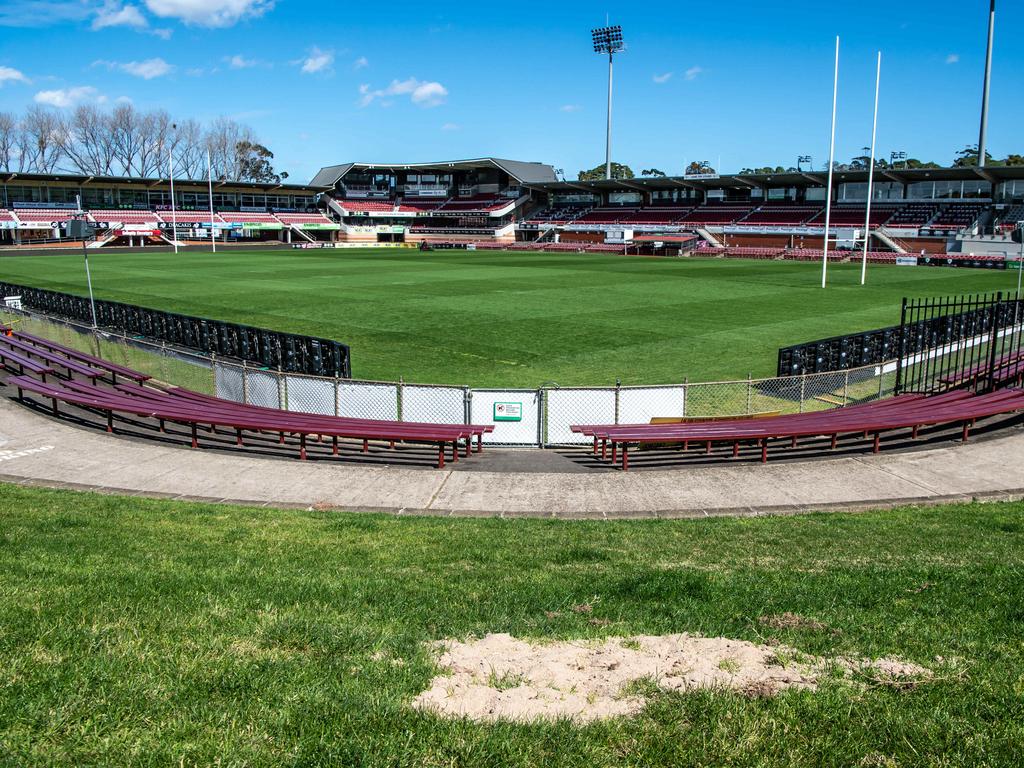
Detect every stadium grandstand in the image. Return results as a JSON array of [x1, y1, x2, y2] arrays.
[[2, 162, 1023, 259], [0, 172, 337, 249]]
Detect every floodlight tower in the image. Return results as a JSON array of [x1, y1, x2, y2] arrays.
[[977, 0, 996, 168], [592, 25, 625, 180]]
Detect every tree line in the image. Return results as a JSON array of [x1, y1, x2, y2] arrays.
[[0, 104, 287, 183], [578, 145, 1023, 180]]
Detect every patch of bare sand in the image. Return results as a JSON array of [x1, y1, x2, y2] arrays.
[[412, 633, 931, 723]]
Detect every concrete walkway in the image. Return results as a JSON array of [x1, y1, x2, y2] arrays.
[[1, 394, 1023, 518]]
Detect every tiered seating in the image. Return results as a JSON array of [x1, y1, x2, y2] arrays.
[[678, 205, 754, 226], [572, 387, 1024, 470], [89, 210, 160, 225], [156, 210, 223, 224], [927, 203, 984, 231], [736, 205, 821, 226], [275, 212, 335, 226], [996, 204, 1024, 233], [619, 207, 694, 224], [886, 203, 940, 228], [573, 207, 637, 224], [523, 205, 592, 225], [0, 209, 16, 223], [337, 200, 396, 213], [1, 327, 494, 469], [805, 204, 900, 227], [437, 195, 513, 212], [10, 208, 79, 225], [397, 199, 446, 213]]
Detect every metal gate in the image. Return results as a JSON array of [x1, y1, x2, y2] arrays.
[[895, 292, 1023, 395]]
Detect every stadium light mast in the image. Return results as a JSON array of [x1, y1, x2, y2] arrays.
[[592, 25, 625, 180], [206, 149, 217, 253], [861, 52, 882, 286], [821, 36, 840, 289], [978, 0, 995, 168]]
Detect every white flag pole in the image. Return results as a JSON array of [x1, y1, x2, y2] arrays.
[[207, 149, 217, 253], [821, 35, 840, 289], [168, 145, 178, 254], [861, 51, 881, 286]]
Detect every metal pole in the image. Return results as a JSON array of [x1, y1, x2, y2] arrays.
[[76, 195, 98, 329], [605, 52, 614, 180], [821, 36, 840, 289], [978, 0, 995, 168], [862, 51, 881, 286], [1017, 223, 1023, 297], [168, 145, 178, 254], [207, 149, 217, 253]]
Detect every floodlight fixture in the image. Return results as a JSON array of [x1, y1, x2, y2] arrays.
[[591, 25, 625, 180]]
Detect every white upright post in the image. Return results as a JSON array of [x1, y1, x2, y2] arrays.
[[168, 146, 179, 254], [861, 51, 882, 286], [605, 52, 614, 180], [207, 149, 217, 253], [821, 36, 840, 289]]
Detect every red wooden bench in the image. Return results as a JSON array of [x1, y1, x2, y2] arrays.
[[4, 328, 150, 383], [573, 388, 1024, 469], [0, 335, 104, 381]]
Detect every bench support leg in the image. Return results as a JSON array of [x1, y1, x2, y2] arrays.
[[761, 439, 768, 464], [464, 438, 471, 458], [476, 434, 483, 453], [830, 433, 838, 450], [299, 434, 307, 460], [236, 429, 243, 447], [962, 422, 971, 442], [611, 442, 618, 464], [279, 432, 285, 444], [51, 397, 58, 416], [451, 441, 459, 463], [437, 443, 445, 469], [912, 425, 919, 439], [106, 412, 113, 433], [732, 441, 740, 458], [706, 440, 712, 455], [362, 438, 369, 453], [159, 419, 165, 433], [601, 439, 607, 460], [622, 444, 629, 471], [593, 436, 598, 455], [873, 433, 881, 453], [191, 423, 198, 449], [332, 436, 338, 455], [791, 436, 798, 448]]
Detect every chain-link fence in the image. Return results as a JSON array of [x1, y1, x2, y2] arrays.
[[0, 307, 922, 447]]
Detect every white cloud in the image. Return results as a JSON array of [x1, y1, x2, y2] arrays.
[[684, 66, 703, 81], [559, 104, 581, 113], [227, 54, 256, 69], [441, 122, 460, 131], [92, 2, 147, 30], [152, 27, 172, 38], [95, 57, 173, 79], [652, 72, 672, 84], [359, 77, 448, 108], [946, 53, 960, 64], [0, 66, 28, 86], [300, 47, 333, 74], [143, 0, 272, 27], [34, 85, 106, 108], [353, 56, 368, 70]]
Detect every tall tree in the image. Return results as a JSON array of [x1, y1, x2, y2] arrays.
[[20, 106, 64, 173], [578, 162, 634, 181], [0, 112, 17, 172], [641, 168, 666, 177]]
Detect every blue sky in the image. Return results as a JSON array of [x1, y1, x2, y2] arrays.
[[0, 0, 1020, 183]]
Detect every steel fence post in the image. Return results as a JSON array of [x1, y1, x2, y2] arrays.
[[539, 388, 546, 447], [277, 366, 285, 410], [746, 373, 753, 415], [210, 352, 217, 396], [843, 369, 849, 406], [464, 387, 472, 425], [614, 379, 621, 425], [334, 376, 340, 417], [397, 376, 404, 421], [242, 359, 249, 405], [682, 377, 688, 417], [799, 374, 806, 413], [878, 368, 885, 400]]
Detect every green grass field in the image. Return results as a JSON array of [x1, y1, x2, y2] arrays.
[[1, 485, 1022, 766], [0, 249, 1016, 386]]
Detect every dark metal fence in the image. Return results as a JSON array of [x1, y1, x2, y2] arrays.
[[0, 281, 351, 378], [895, 292, 1023, 395], [778, 295, 1023, 378]]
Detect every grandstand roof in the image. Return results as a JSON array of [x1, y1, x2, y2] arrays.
[[526, 165, 1024, 194], [0, 171, 327, 193], [309, 158, 558, 187]]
